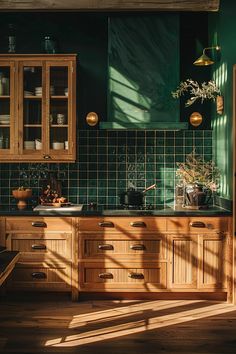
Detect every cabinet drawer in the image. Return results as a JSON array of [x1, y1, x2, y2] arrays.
[[82, 238, 166, 260], [81, 263, 167, 290], [79, 217, 166, 232], [6, 217, 72, 232], [10, 233, 71, 261], [167, 217, 229, 233], [11, 263, 71, 290]]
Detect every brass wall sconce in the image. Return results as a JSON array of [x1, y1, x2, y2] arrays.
[[86, 112, 99, 126], [189, 112, 203, 127], [193, 46, 221, 66]]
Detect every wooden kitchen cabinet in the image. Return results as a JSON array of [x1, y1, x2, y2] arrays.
[[5, 217, 74, 293], [76, 216, 232, 299], [0, 54, 76, 162]]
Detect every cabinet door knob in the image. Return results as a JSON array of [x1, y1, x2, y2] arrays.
[[130, 244, 145, 251], [31, 221, 47, 228], [43, 155, 51, 160], [98, 244, 114, 250], [128, 272, 144, 279], [130, 221, 146, 227], [189, 221, 206, 228], [31, 244, 47, 250], [31, 272, 46, 279], [98, 272, 113, 279], [98, 221, 114, 228]]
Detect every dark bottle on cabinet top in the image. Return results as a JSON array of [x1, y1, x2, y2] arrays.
[[8, 24, 16, 53]]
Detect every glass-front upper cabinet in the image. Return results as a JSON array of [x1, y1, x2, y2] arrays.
[[0, 54, 76, 162], [0, 62, 15, 157]]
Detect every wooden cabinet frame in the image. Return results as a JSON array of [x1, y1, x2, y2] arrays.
[[0, 54, 77, 162]]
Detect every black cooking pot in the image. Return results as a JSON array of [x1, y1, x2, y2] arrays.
[[119, 184, 156, 206], [120, 189, 144, 206]]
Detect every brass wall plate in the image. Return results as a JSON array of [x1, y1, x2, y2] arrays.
[[189, 112, 203, 127], [86, 112, 99, 126]]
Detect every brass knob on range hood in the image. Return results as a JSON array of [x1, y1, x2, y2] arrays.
[[86, 112, 99, 126]]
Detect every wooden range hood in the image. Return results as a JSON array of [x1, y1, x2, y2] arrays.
[[0, 0, 220, 12]]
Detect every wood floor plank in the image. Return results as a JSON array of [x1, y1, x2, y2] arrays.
[[0, 293, 236, 353]]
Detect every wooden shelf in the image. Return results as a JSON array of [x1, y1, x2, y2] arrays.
[[24, 124, 42, 127], [50, 124, 68, 128], [0, 95, 10, 99], [50, 95, 68, 99]]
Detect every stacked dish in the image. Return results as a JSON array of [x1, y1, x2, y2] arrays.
[[35, 87, 42, 96], [0, 114, 10, 125], [24, 140, 35, 149], [24, 90, 34, 96]]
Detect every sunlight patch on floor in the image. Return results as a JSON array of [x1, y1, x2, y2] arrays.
[[45, 301, 236, 347]]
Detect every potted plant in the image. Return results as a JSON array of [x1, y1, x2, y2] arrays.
[[175, 151, 220, 209]]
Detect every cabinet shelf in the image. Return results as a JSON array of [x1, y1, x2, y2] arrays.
[[24, 124, 42, 128], [0, 95, 10, 99], [50, 124, 68, 128], [24, 95, 42, 99], [51, 96, 68, 99], [0, 124, 10, 127]]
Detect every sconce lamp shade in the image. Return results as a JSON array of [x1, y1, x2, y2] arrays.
[[193, 46, 220, 66]]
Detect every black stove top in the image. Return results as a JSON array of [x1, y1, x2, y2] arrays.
[[87, 204, 166, 211]]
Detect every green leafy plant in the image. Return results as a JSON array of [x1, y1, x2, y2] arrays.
[[176, 151, 220, 191], [172, 79, 221, 107]]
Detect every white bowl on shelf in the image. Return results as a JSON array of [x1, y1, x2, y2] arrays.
[[52, 142, 64, 150], [24, 140, 35, 149]]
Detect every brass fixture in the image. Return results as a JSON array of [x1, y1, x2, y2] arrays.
[[193, 46, 221, 66], [189, 112, 203, 127], [86, 112, 99, 126], [216, 95, 223, 114]]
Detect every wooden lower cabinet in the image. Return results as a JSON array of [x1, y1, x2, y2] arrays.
[[77, 216, 232, 299], [2, 215, 232, 300], [5, 217, 74, 293]]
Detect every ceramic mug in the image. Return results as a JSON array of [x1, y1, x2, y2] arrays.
[[57, 113, 65, 125]]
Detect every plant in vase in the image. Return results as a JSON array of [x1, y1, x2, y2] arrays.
[[175, 151, 220, 209], [171, 79, 221, 107]]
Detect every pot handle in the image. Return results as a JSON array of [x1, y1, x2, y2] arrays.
[[143, 184, 156, 194]]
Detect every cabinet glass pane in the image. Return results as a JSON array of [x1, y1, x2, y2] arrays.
[[23, 66, 42, 151], [50, 66, 68, 151], [0, 66, 10, 149]]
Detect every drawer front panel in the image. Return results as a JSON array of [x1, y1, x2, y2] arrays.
[[11, 234, 71, 261], [79, 217, 166, 232], [11, 264, 71, 289], [81, 263, 167, 290], [167, 217, 228, 233], [6, 217, 72, 232], [83, 238, 166, 260]]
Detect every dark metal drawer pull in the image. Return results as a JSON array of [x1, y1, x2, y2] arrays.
[[98, 221, 114, 228], [31, 221, 47, 228], [31, 244, 47, 250], [98, 272, 113, 279], [130, 221, 146, 228], [128, 272, 144, 279], [189, 221, 206, 228], [31, 272, 46, 279], [98, 244, 114, 250], [130, 244, 145, 251]]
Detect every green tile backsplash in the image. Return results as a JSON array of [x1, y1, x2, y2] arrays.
[[0, 130, 212, 208]]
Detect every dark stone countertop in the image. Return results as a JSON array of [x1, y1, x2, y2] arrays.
[[0, 204, 232, 217]]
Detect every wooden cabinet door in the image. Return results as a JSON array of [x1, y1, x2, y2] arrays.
[[0, 54, 76, 162], [170, 234, 198, 289], [0, 61, 16, 160], [45, 59, 76, 162], [198, 234, 227, 289]]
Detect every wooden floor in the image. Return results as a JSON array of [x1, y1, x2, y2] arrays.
[[1, 293, 236, 353]]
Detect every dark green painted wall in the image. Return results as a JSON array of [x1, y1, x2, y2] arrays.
[[209, 0, 234, 199]]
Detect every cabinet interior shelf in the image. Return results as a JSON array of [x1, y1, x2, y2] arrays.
[[50, 124, 68, 128], [24, 124, 42, 127], [0, 96, 10, 99], [24, 96, 42, 99], [51, 96, 68, 99], [0, 124, 10, 127]]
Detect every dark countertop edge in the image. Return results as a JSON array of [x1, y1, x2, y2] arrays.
[[0, 207, 232, 217]]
